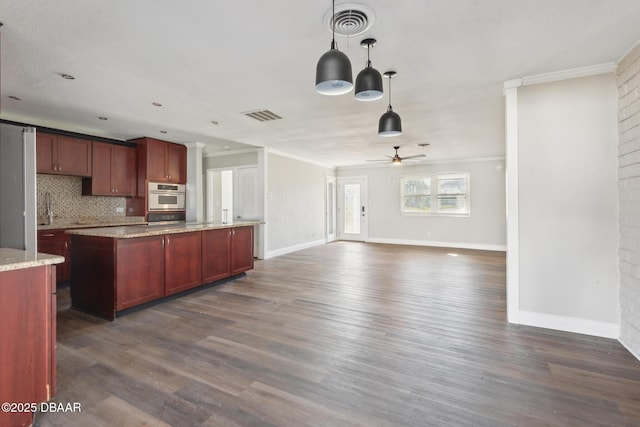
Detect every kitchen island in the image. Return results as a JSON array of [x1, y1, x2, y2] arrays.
[[67, 222, 259, 320]]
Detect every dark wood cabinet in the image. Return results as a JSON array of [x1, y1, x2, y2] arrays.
[[38, 229, 71, 282], [202, 226, 254, 282], [36, 132, 92, 176], [165, 232, 202, 295], [83, 141, 136, 196], [231, 226, 254, 275], [202, 228, 232, 283], [0, 265, 56, 427], [115, 236, 165, 310], [132, 137, 186, 184], [70, 225, 254, 319]]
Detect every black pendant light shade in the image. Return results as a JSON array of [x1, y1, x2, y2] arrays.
[[378, 71, 402, 137], [378, 108, 402, 136], [315, 0, 353, 95], [315, 44, 353, 95], [355, 38, 383, 101]]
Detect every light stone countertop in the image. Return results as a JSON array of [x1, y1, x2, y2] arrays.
[[38, 216, 148, 231], [0, 248, 65, 272], [66, 221, 263, 239]]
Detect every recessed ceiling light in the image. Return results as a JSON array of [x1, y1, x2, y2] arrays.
[[61, 74, 75, 80], [160, 130, 168, 134], [223, 145, 230, 150], [98, 117, 108, 120], [152, 102, 163, 107], [8, 95, 22, 101]]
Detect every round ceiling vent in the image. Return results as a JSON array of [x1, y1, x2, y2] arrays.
[[323, 3, 376, 38]]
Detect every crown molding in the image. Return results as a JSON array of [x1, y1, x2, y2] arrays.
[[521, 62, 616, 87]]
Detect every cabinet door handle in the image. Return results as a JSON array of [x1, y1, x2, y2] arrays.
[[42, 233, 54, 237], [166, 236, 170, 246]]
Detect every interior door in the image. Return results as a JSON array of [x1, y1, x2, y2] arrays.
[[234, 166, 258, 221], [337, 177, 368, 241]]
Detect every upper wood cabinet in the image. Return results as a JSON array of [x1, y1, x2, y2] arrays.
[[131, 137, 186, 184], [82, 142, 136, 197], [36, 132, 92, 177]]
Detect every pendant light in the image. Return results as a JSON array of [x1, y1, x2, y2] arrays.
[[315, 0, 353, 95], [354, 38, 383, 101], [378, 71, 402, 136]]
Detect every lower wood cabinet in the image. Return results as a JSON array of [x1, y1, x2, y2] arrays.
[[115, 236, 165, 310], [70, 225, 253, 319], [202, 228, 231, 283], [38, 230, 71, 283], [0, 265, 56, 427], [230, 226, 254, 275], [165, 232, 202, 295], [202, 226, 254, 283]]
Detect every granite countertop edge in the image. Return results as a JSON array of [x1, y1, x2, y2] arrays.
[[0, 248, 65, 272], [66, 221, 264, 239]]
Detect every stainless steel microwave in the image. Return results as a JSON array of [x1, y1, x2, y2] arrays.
[[148, 182, 186, 211]]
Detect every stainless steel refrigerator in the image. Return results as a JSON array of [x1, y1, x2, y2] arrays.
[[0, 122, 37, 253]]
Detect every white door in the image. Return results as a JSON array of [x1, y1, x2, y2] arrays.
[[337, 177, 368, 241], [325, 176, 337, 242], [234, 166, 259, 221]]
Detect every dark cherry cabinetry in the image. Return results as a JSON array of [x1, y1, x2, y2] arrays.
[[131, 137, 186, 184], [202, 226, 254, 283], [70, 225, 254, 319], [165, 232, 202, 295], [230, 226, 254, 275], [37, 229, 71, 282], [0, 265, 56, 427], [115, 236, 165, 310], [36, 132, 92, 177], [83, 142, 136, 196], [202, 228, 231, 283]]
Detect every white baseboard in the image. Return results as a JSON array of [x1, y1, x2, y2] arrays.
[[519, 310, 620, 339], [619, 337, 640, 362], [367, 237, 506, 252], [264, 239, 326, 259]]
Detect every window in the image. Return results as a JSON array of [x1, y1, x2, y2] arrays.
[[401, 172, 470, 216]]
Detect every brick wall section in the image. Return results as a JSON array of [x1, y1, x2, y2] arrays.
[[618, 42, 640, 358]]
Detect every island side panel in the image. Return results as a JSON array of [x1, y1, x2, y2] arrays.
[[70, 235, 117, 319]]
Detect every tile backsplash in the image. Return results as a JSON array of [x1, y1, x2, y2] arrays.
[[37, 174, 127, 220]]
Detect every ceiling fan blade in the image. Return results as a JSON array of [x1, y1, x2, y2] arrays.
[[366, 159, 389, 162], [401, 154, 427, 160]]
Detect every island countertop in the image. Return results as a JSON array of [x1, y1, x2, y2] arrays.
[[0, 247, 65, 272], [65, 221, 263, 239]]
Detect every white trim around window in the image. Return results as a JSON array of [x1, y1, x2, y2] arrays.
[[400, 172, 470, 217]]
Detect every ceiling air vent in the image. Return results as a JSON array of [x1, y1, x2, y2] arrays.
[[324, 4, 375, 37], [244, 109, 283, 122]]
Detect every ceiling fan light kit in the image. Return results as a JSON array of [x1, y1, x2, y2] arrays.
[[378, 71, 402, 136], [315, 0, 353, 95], [355, 38, 383, 101]]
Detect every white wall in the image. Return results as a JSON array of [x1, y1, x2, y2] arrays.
[[337, 159, 506, 251], [617, 42, 640, 359], [265, 152, 333, 257], [517, 73, 619, 336]]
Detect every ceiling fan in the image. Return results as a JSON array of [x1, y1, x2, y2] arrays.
[[368, 145, 428, 165]]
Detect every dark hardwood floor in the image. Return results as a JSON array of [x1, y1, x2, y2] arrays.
[[35, 242, 640, 426]]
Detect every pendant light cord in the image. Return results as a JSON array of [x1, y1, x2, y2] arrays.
[[331, 0, 337, 50], [387, 76, 393, 112]]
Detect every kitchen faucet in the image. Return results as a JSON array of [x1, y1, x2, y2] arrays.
[[45, 192, 54, 225]]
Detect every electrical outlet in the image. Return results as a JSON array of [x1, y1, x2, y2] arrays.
[[116, 207, 124, 213]]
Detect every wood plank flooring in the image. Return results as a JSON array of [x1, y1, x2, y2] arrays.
[[35, 242, 640, 426]]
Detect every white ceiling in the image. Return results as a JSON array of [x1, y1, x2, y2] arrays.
[[2, 1, 640, 167]]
